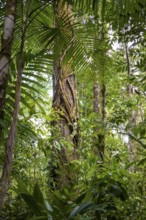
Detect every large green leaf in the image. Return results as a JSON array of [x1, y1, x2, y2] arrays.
[[21, 193, 41, 216]]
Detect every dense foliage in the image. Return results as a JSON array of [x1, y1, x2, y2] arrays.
[[0, 0, 146, 219]]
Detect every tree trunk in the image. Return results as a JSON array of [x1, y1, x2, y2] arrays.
[[93, 80, 100, 155], [0, 23, 25, 211], [53, 60, 79, 151], [94, 82, 106, 162], [100, 83, 106, 160], [93, 28, 106, 162], [51, 0, 79, 188], [125, 42, 135, 163], [52, 61, 79, 187], [93, 78, 106, 161], [0, 0, 17, 125]]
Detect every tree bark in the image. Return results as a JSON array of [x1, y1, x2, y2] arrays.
[[99, 83, 106, 161], [93, 80, 100, 155], [93, 82, 106, 162], [0, 0, 17, 125], [0, 22, 25, 211], [51, 0, 79, 188], [53, 60, 79, 152], [125, 42, 135, 162], [93, 75, 106, 161]]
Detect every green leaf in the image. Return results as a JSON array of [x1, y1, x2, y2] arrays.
[[21, 193, 41, 216], [44, 200, 53, 212], [33, 183, 44, 206], [69, 201, 92, 219]]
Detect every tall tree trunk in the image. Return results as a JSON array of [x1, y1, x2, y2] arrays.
[[93, 79, 101, 155], [93, 37, 106, 162], [0, 0, 17, 126], [99, 83, 106, 160], [93, 27, 106, 219], [125, 42, 136, 162], [0, 23, 25, 211], [93, 80, 106, 219], [93, 81, 106, 161], [51, 0, 79, 188]]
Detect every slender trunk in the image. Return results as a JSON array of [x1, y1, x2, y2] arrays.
[[93, 88, 102, 220], [93, 28, 106, 162], [93, 80, 100, 155], [51, 0, 79, 188], [0, 0, 17, 124], [99, 83, 106, 161], [93, 74, 106, 162], [93, 80, 106, 219], [125, 42, 135, 162], [93, 27, 106, 220], [0, 26, 25, 210]]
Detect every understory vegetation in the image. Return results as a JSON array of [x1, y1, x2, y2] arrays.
[[0, 0, 146, 219]]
